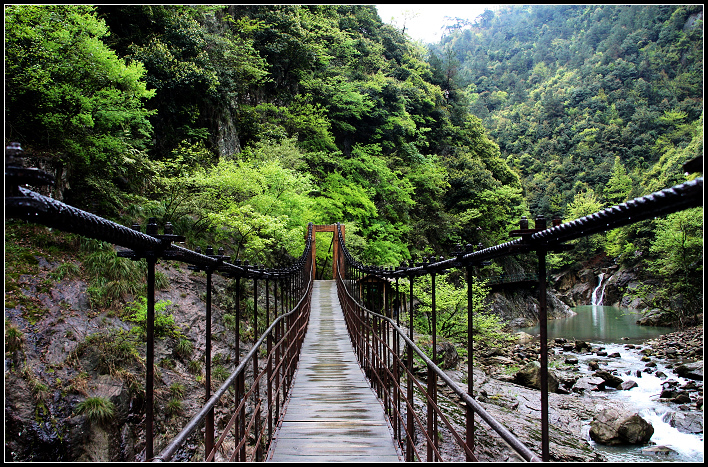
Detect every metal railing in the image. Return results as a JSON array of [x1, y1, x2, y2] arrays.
[[333, 171, 703, 462], [6, 141, 702, 462], [6, 143, 315, 461]]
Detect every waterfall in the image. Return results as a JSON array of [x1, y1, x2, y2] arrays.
[[591, 272, 607, 306]]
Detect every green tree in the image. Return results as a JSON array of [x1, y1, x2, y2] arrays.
[[5, 5, 156, 209], [642, 207, 703, 326], [603, 156, 633, 206], [562, 188, 606, 266]]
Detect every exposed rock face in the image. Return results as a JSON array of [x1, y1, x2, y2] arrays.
[[489, 286, 574, 325], [589, 407, 654, 445]]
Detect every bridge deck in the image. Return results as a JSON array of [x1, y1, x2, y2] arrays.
[[268, 280, 400, 462]]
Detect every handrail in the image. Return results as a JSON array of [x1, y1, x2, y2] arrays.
[[6, 148, 316, 461], [333, 175, 703, 461], [335, 261, 541, 462], [154, 268, 313, 461]]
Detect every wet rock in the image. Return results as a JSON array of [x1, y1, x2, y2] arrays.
[[573, 376, 606, 393], [642, 445, 678, 457], [671, 393, 691, 404], [619, 380, 638, 390], [514, 331, 535, 344], [435, 342, 459, 369], [564, 356, 579, 365], [674, 361, 703, 381], [593, 370, 624, 389], [574, 340, 589, 351], [514, 360, 560, 393], [589, 407, 654, 445]]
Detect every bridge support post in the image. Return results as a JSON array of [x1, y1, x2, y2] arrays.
[[146, 254, 155, 461], [205, 264, 214, 460], [427, 272, 438, 461], [406, 277, 415, 462], [465, 266, 475, 461], [536, 214, 550, 462]]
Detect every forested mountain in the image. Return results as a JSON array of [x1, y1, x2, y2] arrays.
[[6, 5, 524, 268], [429, 4, 703, 220], [5, 4, 703, 293]]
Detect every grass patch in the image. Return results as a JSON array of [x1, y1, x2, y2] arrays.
[[75, 396, 116, 424]]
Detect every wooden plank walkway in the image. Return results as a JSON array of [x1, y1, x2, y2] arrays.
[[268, 280, 401, 462]]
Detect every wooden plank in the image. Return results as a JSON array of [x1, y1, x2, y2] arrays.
[[268, 280, 400, 462]]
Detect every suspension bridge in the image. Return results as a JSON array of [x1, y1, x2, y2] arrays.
[[5, 144, 703, 462]]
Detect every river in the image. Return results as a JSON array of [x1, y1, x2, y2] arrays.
[[520, 305, 704, 462]]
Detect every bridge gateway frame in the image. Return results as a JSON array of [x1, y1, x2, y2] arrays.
[[6, 142, 703, 462], [311, 224, 345, 280]]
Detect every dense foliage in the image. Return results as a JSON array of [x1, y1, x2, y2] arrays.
[[5, 5, 703, 322]]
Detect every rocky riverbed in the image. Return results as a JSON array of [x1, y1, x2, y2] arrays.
[[4, 233, 703, 462], [409, 325, 703, 461]]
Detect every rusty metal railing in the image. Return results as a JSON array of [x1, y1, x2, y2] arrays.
[[335, 233, 541, 462], [333, 171, 703, 461], [6, 143, 315, 461], [155, 262, 313, 461], [6, 141, 702, 462]]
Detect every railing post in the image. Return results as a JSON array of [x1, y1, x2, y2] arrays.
[[146, 253, 156, 461], [406, 275, 415, 462], [266, 277, 273, 449], [427, 271, 437, 461], [204, 248, 214, 460], [536, 215, 550, 462], [253, 275, 262, 461], [233, 272, 245, 462], [465, 265, 475, 460]]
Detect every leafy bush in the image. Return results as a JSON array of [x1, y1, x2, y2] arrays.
[[75, 396, 116, 424], [125, 297, 183, 340], [165, 398, 183, 417]]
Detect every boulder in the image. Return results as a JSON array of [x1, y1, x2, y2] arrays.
[[589, 407, 654, 445], [514, 331, 535, 344], [642, 445, 678, 457], [674, 361, 703, 381], [619, 380, 638, 390], [668, 411, 703, 434], [573, 376, 606, 393], [435, 342, 459, 369], [514, 361, 560, 393], [593, 370, 624, 389]]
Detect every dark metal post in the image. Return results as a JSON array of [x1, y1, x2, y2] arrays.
[[146, 254, 155, 460], [205, 258, 214, 460], [466, 266, 475, 460], [536, 215, 550, 462], [428, 272, 437, 461], [266, 277, 273, 446], [253, 276, 262, 461], [407, 275, 415, 462]]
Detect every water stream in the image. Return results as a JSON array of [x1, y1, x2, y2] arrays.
[[520, 304, 703, 462]]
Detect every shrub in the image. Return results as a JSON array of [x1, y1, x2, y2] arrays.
[[169, 382, 186, 398], [174, 338, 194, 360], [187, 359, 202, 375], [125, 297, 183, 340], [5, 321, 25, 353], [75, 396, 116, 424], [165, 398, 183, 417], [212, 365, 230, 382]]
